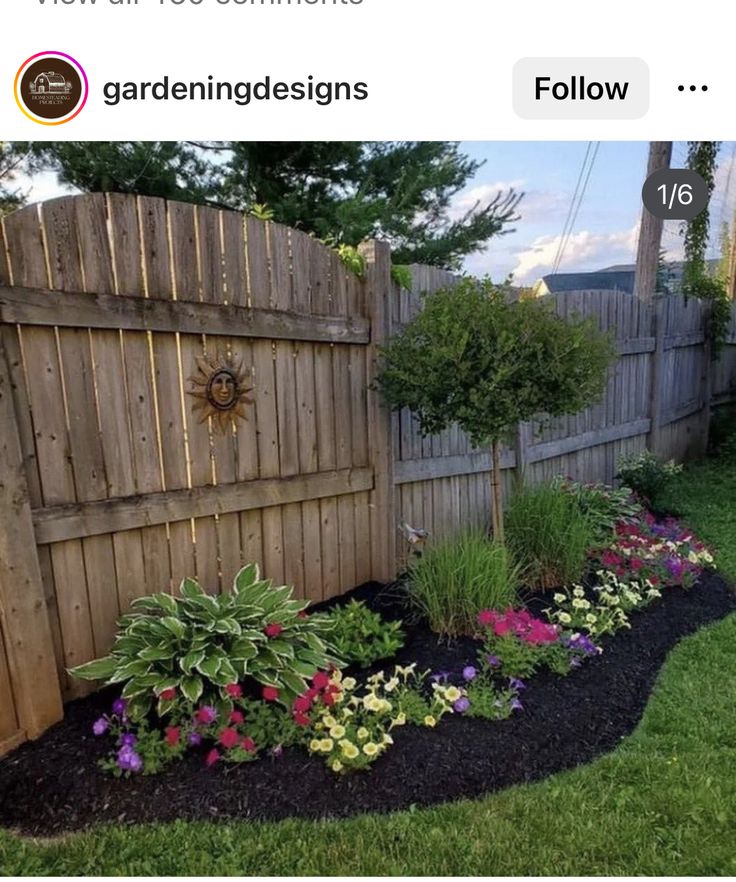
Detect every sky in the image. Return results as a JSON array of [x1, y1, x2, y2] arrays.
[[458, 140, 736, 284], [11, 141, 736, 286]]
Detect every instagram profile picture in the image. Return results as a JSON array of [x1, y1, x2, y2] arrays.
[[15, 52, 88, 125]]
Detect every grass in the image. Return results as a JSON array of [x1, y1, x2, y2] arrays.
[[506, 481, 595, 589], [664, 452, 736, 580], [1, 454, 735, 875], [406, 532, 520, 635]]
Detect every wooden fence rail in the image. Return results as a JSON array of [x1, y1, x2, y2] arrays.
[[0, 193, 735, 753]]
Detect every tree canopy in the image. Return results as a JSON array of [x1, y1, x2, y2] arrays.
[[375, 278, 615, 537], [11, 141, 521, 269]]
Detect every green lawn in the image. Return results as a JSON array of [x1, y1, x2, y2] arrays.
[[1, 455, 735, 876]]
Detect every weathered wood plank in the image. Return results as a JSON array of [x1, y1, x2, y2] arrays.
[[395, 449, 518, 485], [528, 418, 651, 463], [0, 285, 371, 345], [33, 468, 374, 546], [0, 339, 64, 737]]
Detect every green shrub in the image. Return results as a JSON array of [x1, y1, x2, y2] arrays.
[[506, 482, 595, 590], [617, 449, 683, 509], [70, 563, 336, 720], [551, 476, 643, 541], [327, 600, 405, 668], [406, 533, 521, 636]]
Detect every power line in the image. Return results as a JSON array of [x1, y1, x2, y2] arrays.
[[552, 141, 600, 274]]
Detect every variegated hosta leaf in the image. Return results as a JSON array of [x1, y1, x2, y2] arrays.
[[68, 562, 336, 720]]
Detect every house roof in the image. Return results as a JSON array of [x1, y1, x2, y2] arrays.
[[540, 270, 635, 294]]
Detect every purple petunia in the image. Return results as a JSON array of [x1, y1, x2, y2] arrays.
[[486, 655, 501, 668], [117, 745, 143, 773], [120, 733, 137, 747], [565, 633, 600, 656], [430, 671, 451, 684], [112, 697, 128, 716], [271, 745, 284, 758], [453, 697, 471, 713], [188, 732, 203, 747], [569, 656, 582, 669], [462, 666, 477, 682], [511, 698, 524, 712], [509, 677, 526, 692], [93, 717, 109, 736]]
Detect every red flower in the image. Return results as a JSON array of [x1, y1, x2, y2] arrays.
[[322, 691, 336, 707], [229, 710, 245, 725], [293, 712, 310, 727], [165, 726, 180, 747], [293, 695, 312, 713], [305, 687, 320, 701], [264, 623, 283, 639], [312, 671, 330, 690], [206, 749, 220, 767], [218, 727, 240, 750], [297, 610, 307, 619], [262, 686, 280, 702], [160, 687, 177, 701], [241, 737, 257, 753], [225, 683, 243, 698], [477, 609, 495, 627]]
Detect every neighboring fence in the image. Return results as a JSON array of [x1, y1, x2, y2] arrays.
[[0, 193, 735, 752]]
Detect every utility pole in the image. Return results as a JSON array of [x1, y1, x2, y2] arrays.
[[728, 217, 736, 300], [634, 141, 673, 301]]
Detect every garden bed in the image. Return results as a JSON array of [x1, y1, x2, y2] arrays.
[[1, 570, 734, 838]]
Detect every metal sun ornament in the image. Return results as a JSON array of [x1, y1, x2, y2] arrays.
[[187, 353, 254, 433]]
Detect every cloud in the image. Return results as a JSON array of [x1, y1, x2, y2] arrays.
[[495, 224, 641, 285], [462, 227, 639, 285]]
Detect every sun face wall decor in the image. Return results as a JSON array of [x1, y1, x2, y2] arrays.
[[187, 353, 254, 433]]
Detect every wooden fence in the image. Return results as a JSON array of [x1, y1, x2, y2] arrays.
[[0, 193, 735, 752]]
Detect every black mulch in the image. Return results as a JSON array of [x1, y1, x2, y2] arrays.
[[1, 573, 734, 837]]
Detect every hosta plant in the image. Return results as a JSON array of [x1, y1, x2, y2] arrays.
[[70, 564, 337, 720]]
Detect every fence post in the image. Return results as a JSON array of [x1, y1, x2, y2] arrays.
[[361, 239, 397, 582], [0, 337, 63, 738], [647, 295, 666, 456]]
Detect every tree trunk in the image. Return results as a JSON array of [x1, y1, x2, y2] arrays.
[[489, 440, 505, 543]]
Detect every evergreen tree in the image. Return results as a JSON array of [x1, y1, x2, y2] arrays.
[[13, 141, 521, 269]]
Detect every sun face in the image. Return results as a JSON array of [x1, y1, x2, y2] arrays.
[[187, 352, 254, 433]]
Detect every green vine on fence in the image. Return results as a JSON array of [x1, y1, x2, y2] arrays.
[[682, 141, 731, 353]]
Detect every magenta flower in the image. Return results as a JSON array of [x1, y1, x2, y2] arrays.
[[195, 706, 218, 725], [92, 717, 109, 736]]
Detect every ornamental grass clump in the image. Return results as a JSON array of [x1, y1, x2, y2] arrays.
[[407, 532, 521, 636], [70, 563, 336, 721], [506, 481, 596, 590]]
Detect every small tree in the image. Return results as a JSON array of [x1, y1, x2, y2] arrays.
[[375, 278, 615, 541]]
